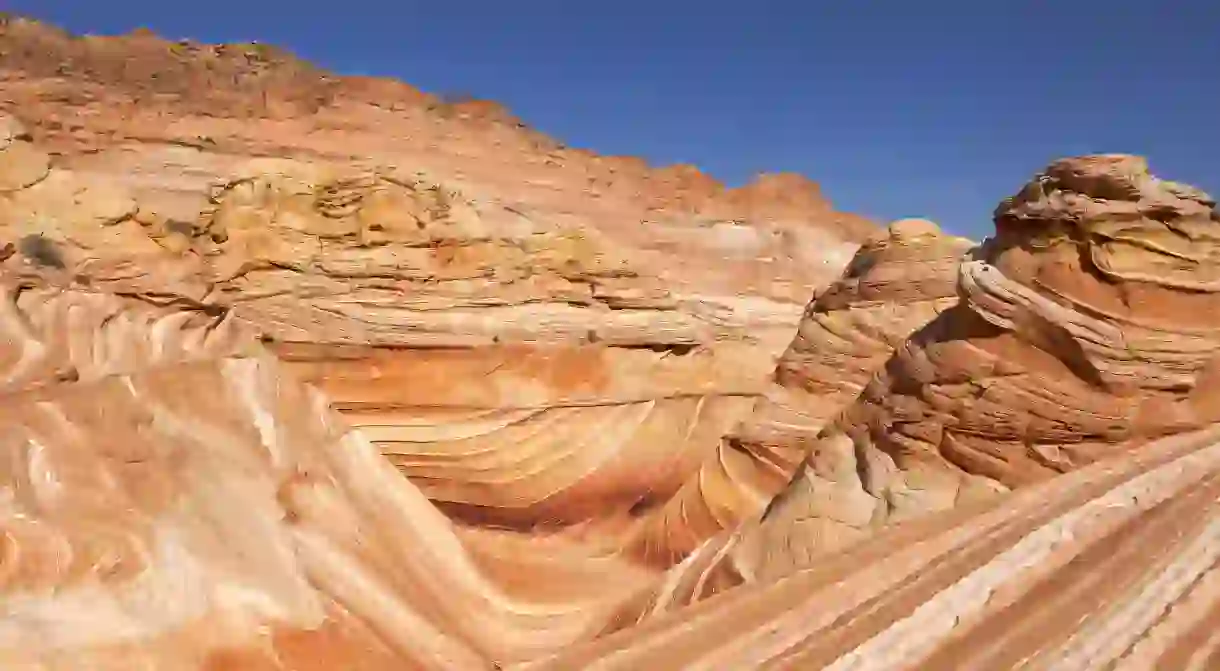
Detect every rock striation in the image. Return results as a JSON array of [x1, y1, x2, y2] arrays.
[[631, 154, 1220, 616], [0, 104, 914, 558], [621, 218, 974, 564], [0, 16, 876, 556], [530, 423, 1220, 670], [0, 111, 804, 552], [8, 15, 1220, 671], [0, 284, 665, 669], [8, 281, 1220, 671]]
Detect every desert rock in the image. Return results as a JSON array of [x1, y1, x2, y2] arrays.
[[8, 282, 1220, 670], [8, 15, 1220, 671], [532, 423, 1220, 670], [639, 155, 1220, 612], [0, 284, 667, 669], [0, 121, 788, 550], [621, 218, 974, 564], [0, 19, 879, 557]]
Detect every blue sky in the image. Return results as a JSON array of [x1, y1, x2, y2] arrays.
[[8, 1, 1218, 237]]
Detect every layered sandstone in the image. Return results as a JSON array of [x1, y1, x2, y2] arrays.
[[9, 15, 1220, 671], [635, 155, 1220, 614], [8, 281, 1220, 671], [0, 109, 971, 577], [530, 423, 1220, 670], [0, 114, 764, 543], [2, 106, 920, 558], [622, 218, 974, 564], [0, 17, 876, 554], [0, 284, 664, 669]]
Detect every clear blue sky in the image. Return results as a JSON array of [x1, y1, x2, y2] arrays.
[[8, 1, 1219, 238]]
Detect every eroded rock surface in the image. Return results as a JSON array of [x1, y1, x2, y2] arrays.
[[531, 424, 1220, 670], [7, 275, 1220, 671], [637, 155, 1220, 613], [0, 111, 820, 553], [621, 218, 974, 564], [0, 284, 667, 670], [0, 17, 877, 555], [9, 16, 1220, 670]]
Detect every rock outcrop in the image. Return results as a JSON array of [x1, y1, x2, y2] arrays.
[[0, 284, 665, 669], [1, 104, 943, 561], [9, 15, 1220, 671], [532, 423, 1220, 670], [8, 281, 1220, 671], [621, 218, 974, 564], [633, 155, 1220, 615], [0, 115, 780, 549], [0, 17, 877, 558]]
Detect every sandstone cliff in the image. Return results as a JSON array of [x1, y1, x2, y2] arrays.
[[7, 278, 1220, 670], [0, 17, 877, 555], [622, 218, 975, 564], [7, 14, 1220, 671], [630, 154, 1220, 617]]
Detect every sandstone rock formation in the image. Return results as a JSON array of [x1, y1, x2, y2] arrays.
[[631, 154, 1220, 616], [8, 281, 1220, 671], [0, 103, 943, 563], [0, 115, 756, 546], [8, 14, 1220, 671], [0, 16, 876, 558], [531, 423, 1220, 670], [0, 284, 664, 670], [622, 218, 974, 564]]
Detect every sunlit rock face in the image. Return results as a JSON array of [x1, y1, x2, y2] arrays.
[[0, 110, 850, 560], [9, 18, 1220, 670], [0, 17, 875, 562], [533, 424, 1220, 671], [628, 154, 1220, 617], [8, 271, 1220, 671], [6, 126, 1220, 671], [0, 284, 668, 670], [621, 218, 974, 565]]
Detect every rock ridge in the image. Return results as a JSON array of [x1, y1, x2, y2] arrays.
[[0, 15, 876, 241], [631, 154, 1220, 614]]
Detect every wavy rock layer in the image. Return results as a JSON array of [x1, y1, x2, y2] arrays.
[[0, 285, 670, 670], [0, 112, 822, 554], [10, 284, 1220, 671], [622, 219, 974, 564], [639, 155, 1220, 613], [528, 424, 1220, 670], [5, 157, 1220, 669], [0, 17, 873, 557]]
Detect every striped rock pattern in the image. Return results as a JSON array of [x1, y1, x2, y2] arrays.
[[624, 155, 1220, 618], [1, 113, 965, 564], [0, 113, 823, 557], [621, 218, 974, 565], [8, 284, 1220, 671], [0, 18, 879, 561], [6, 20, 1220, 668], [0, 286, 662, 670], [5, 157, 1220, 670], [526, 424, 1220, 670]]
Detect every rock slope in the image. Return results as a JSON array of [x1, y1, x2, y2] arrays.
[[0, 16, 878, 553], [7, 280, 1220, 671], [2, 108, 923, 561], [632, 154, 1220, 614], [528, 423, 1220, 670], [622, 218, 974, 564], [0, 283, 663, 669], [8, 15, 1220, 671], [0, 111, 818, 552]]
